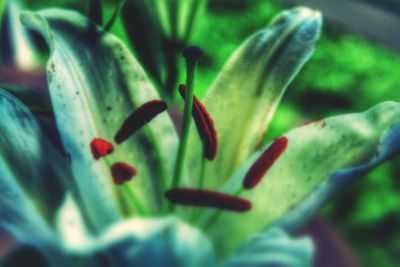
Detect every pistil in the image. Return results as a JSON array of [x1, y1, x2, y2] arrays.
[[171, 46, 203, 194], [178, 84, 217, 160]]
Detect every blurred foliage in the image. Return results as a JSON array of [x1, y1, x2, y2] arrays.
[[361, 0, 400, 13], [1, 0, 400, 266]]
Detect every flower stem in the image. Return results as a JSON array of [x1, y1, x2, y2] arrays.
[[104, 157, 148, 216], [122, 184, 147, 216], [104, 0, 126, 31]]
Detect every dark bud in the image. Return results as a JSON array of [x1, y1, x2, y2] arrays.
[[182, 46, 203, 61]]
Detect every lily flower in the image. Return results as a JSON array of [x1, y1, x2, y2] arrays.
[[1, 5, 400, 267]]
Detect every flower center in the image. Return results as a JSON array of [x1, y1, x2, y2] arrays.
[[87, 46, 289, 227]]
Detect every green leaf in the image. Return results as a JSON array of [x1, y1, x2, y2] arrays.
[[121, 0, 166, 87], [0, 88, 69, 223], [178, 0, 208, 42], [0, 0, 40, 69], [201, 101, 400, 257], [154, 0, 207, 41], [188, 7, 322, 188], [103, 0, 126, 31], [21, 9, 179, 230]]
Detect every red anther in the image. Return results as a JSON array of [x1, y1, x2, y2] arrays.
[[111, 162, 137, 185], [179, 84, 217, 160], [115, 100, 167, 144], [90, 138, 114, 160], [243, 136, 288, 190], [165, 188, 251, 212]]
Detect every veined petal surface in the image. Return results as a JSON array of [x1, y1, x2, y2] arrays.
[[202, 101, 400, 256], [196, 7, 322, 187], [21, 9, 179, 230], [0, 89, 69, 222], [0, 89, 71, 266]]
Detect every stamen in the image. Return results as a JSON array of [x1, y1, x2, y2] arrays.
[[115, 100, 167, 144], [243, 136, 288, 190], [111, 162, 137, 185], [90, 138, 114, 160], [179, 84, 218, 160], [165, 188, 252, 212]]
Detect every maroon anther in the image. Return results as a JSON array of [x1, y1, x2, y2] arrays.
[[111, 162, 137, 185], [90, 138, 114, 160], [165, 188, 251, 212], [243, 136, 288, 190], [179, 84, 217, 160], [115, 100, 167, 144]]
